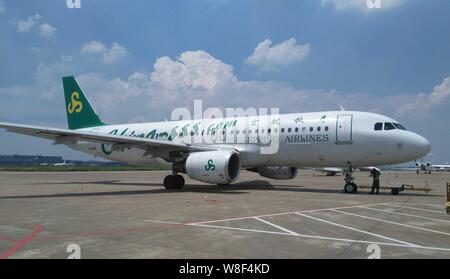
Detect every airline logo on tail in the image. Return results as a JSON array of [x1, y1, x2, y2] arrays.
[[67, 92, 83, 114]]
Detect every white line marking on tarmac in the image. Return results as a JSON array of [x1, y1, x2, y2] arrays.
[[358, 206, 450, 224], [142, 216, 450, 252], [295, 212, 421, 248], [390, 203, 443, 208], [253, 217, 300, 236], [189, 223, 414, 248], [143, 220, 182, 224], [188, 203, 388, 225], [331, 209, 450, 237], [190, 224, 294, 236], [384, 204, 446, 214]]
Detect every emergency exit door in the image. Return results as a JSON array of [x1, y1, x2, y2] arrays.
[[336, 114, 353, 144]]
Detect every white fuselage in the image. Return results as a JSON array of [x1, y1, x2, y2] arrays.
[[69, 111, 430, 168]]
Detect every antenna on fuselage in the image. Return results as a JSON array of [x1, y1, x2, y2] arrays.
[[339, 105, 346, 111]]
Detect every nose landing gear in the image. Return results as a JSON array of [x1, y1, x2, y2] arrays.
[[343, 167, 358, 193]]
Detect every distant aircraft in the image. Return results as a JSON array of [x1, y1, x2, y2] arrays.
[[53, 160, 74, 166], [0, 76, 431, 193], [415, 160, 450, 174]]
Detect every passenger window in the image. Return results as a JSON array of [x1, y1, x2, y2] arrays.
[[288, 128, 292, 133], [261, 129, 265, 133], [317, 127, 321, 132], [309, 127, 313, 132], [274, 128, 278, 133], [302, 127, 306, 132], [384, 123, 396, 130], [325, 126, 329, 131], [374, 123, 383, 131], [281, 128, 285, 133], [268, 129, 271, 133], [295, 127, 299, 132]]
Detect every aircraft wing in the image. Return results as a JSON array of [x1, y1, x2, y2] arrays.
[[0, 122, 212, 155], [300, 167, 343, 176]]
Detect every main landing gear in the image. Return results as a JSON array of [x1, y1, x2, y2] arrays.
[[343, 167, 358, 194], [163, 173, 185, 190]]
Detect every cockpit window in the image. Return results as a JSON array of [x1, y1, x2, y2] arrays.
[[374, 123, 383, 131], [384, 122, 396, 130], [393, 123, 406, 130]]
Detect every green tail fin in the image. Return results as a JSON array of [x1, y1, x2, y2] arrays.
[[62, 76, 106, 130]]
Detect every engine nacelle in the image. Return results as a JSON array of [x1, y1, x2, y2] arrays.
[[186, 150, 241, 184], [258, 166, 298, 180]]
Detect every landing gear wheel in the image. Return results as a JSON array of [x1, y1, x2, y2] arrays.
[[175, 175, 185, 189], [344, 183, 358, 194], [163, 175, 185, 190], [164, 175, 176, 190], [391, 188, 399, 195]]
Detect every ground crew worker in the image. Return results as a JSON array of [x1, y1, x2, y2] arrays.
[[370, 168, 381, 195]]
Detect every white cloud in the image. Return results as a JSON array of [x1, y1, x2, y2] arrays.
[[0, 0, 5, 14], [17, 14, 56, 38], [17, 14, 41, 32], [81, 41, 128, 64], [245, 38, 311, 71], [39, 23, 57, 37], [150, 50, 238, 100], [397, 76, 450, 116], [321, 0, 406, 12]]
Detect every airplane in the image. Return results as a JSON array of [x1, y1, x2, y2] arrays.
[[415, 160, 450, 174], [53, 160, 74, 167], [0, 76, 431, 193]]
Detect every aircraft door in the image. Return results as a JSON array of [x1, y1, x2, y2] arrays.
[[336, 114, 353, 144]]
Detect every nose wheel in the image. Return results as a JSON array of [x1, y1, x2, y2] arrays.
[[163, 174, 185, 190], [344, 182, 358, 193], [343, 167, 358, 193]]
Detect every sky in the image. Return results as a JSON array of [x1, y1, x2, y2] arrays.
[[0, 0, 449, 163]]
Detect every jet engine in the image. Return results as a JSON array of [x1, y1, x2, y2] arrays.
[[185, 150, 241, 184]]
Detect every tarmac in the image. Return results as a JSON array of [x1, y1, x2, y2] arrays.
[[0, 170, 449, 259]]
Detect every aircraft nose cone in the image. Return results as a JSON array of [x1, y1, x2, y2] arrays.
[[412, 134, 431, 158]]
